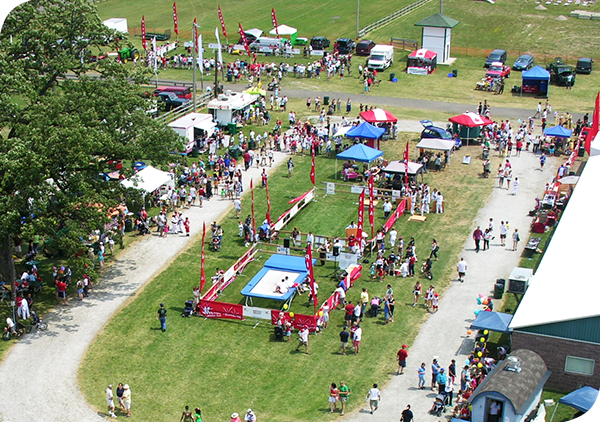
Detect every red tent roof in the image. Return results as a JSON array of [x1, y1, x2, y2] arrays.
[[408, 48, 437, 60], [449, 112, 493, 127], [360, 108, 398, 123]]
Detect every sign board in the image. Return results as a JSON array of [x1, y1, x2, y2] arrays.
[[351, 185, 366, 194], [208, 43, 226, 50], [338, 252, 358, 269], [276, 245, 290, 254], [243, 306, 272, 320], [407, 67, 429, 75], [326, 183, 335, 195], [291, 48, 301, 55], [311, 50, 325, 56], [392, 189, 401, 198], [223, 266, 236, 284]]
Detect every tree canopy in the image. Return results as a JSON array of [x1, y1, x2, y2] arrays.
[[0, 0, 181, 282]]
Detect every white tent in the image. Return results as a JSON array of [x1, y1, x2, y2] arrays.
[[383, 160, 424, 175], [245, 28, 263, 39], [509, 132, 600, 330], [416, 138, 455, 151], [103, 18, 128, 34], [269, 24, 297, 36], [121, 166, 173, 194], [333, 125, 353, 138]]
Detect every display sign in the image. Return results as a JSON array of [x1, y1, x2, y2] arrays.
[[351, 185, 365, 194], [326, 183, 335, 195], [208, 43, 226, 50], [338, 252, 358, 269], [392, 189, 401, 198], [407, 67, 428, 75], [243, 306, 272, 320], [199, 300, 243, 320]]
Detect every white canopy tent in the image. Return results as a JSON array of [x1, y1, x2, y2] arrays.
[[416, 138, 455, 151], [269, 24, 297, 36], [333, 125, 353, 138], [383, 160, 424, 175], [510, 132, 600, 330], [121, 166, 173, 195], [245, 28, 263, 39]]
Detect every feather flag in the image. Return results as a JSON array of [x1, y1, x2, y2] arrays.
[[238, 23, 251, 58], [251, 179, 256, 241], [310, 144, 316, 185], [585, 92, 599, 155], [271, 8, 279, 38], [305, 244, 317, 312], [404, 141, 410, 187], [215, 27, 223, 66], [357, 189, 365, 242], [218, 5, 227, 38], [173, 2, 179, 35], [200, 222, 206, 292], [193, 18, 199, 53], [368, 175, 375, 237], [266, 178, 272, 225], [141, 16, 147, 51]]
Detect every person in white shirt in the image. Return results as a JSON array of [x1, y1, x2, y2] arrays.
[[295, 327, 310, 354], [499, 221, 508, 247], [388, 228, 398, 248], [457, 258, 467, 282], [436, 192, 444, 214], [367, 383, 381, 414], [106, 385, 116, 418], [383, 199, 393, 219], [306, 232, 314, 245], [245, 409, 256, 422]]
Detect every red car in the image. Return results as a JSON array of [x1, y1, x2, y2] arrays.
[[486, 62, 511, 79]]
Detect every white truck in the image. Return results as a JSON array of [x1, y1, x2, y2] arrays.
[[367, 45, 394, 71]]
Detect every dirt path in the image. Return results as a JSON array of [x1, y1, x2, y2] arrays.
[[344, 146, 560, 421], [0, 152, 288, 422]]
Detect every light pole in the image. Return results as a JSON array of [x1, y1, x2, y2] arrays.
[[356, 0, 360, 39]]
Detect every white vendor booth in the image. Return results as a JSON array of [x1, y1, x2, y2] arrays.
[[207, 91, 259, 126], [168, 113, 216, 154]]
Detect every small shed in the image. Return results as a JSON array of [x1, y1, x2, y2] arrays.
[[414, 13, 459, 64], [468, 349, 551, 422]]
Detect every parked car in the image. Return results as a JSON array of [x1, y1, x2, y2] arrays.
[[576, 57, 593, 74], [484, 49, 508, 68], [157, 92, 190, 111], [310, 36, 330, 50], [486, 62, 511, 79], [513, 54, 534, 71], [336, 38, 355, 54], [356, 40, 376, 56], [547, 58, 576, 85], [420, 120, 453, 140], [153, 86, 193, 100]]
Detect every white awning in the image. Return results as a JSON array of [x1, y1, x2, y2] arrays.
[[269, 24, 297, 36], [121, 166, 173, 194], [416, 138, 455, 151]]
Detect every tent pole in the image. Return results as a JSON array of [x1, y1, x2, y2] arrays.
[[548, 403, 559, 422], [335, 159, 338, 179]]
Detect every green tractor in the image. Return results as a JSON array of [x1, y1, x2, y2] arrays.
[[118, 47, 140, 63]]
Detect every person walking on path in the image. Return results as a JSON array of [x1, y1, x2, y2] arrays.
[[157, 303, 167, 332], [457, 258, 467, 282], [417, 362, 426, 389], [431, 359, 440, 390], [540, 153, 546, 171], [396, 344, 408, 374], [329, 383, 340, 413], [184, 217, 190, 237], [412, 281, 422, 307], [339, 326, 350, 355], [436, 367, 448, 394], [367, 383, 381, 414], [499, 221, 508, 246], [512, 177, 519, 196], [400, 404, 414, 422], [106, 385, 117, 418], [497, 165, 504, 189], [512, 228, 520, 251], [339, 381, 351, 416], [122, 384, 131, 417], [295, 327, 310, 354], [449, 359, 457, 385], [473, 226, 483, 253]]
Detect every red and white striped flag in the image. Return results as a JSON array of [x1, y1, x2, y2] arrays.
[[141, 16, 147, 51], [218, 6, 227, 38], [193, 18, 199, 53], [357, 189, 365, 242], [173, 2, 179, 35], [271, 8, 279, 38], [200, 221, 206, 292], [310, 144, 316, 185], [368, 175, 375, 237], [238, 23, 251, 58], [305, 244, 317, 312]]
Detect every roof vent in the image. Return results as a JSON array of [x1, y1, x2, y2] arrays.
[[505, 356, 522, 373], [218, 95, 228, 101]]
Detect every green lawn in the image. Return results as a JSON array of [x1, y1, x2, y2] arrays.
[[80, 121, 501, 421]]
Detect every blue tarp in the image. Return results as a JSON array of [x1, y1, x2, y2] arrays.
[[336, 143, 383, 163], [345, 122, 386, 139], [470, 311, 513, 333], [522, 65, 550, 81], [544, 125, 573, 138], [559, 386, 599, 413]]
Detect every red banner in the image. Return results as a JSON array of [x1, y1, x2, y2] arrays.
[[305, 244, 317, 312], [193, 18, 199, 53], [404, 142, 410, 186], [238, 23, 251, 58], [368, 176, 375, 237], [585, 92, 599, 155], [200, 222, 206, 292], [141, 16, 147, 51], [271, 8, 279, 38], [288, 189, 311, 205], [173, 2, 179, 35], [218, 5, 227, 39], [357, 189, 365, 242], [266, 179, 272, 225], [271, 310, 317, 331], [310, 145, 316, 185], [251, 179, 256, 239], [199, 300, 243, 320], [383, 198, 406, 233]]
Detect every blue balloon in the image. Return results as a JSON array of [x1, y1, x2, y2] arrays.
[[465, 359, 470, 365], [474, 309, 481, 316], [477, 298, 482, 305]]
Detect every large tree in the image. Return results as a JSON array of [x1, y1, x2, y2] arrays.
[[0, 0, 181, 290]]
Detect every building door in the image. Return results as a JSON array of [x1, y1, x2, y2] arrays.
[[486, 399, 504, 422]]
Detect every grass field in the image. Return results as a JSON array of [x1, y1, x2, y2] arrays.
[[80, 114, 502, 421]]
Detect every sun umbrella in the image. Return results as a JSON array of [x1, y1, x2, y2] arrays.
[[360, 108, 398, 123], [243, 87, 266, 96]]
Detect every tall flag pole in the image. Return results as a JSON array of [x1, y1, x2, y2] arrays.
[[368, 175, 375, 238], [173, 2, 179, 40], [200, 222, 206, 293], [271, 8, 279, 39], [404, 141, 410, 187], [266, 178, 272, 225], [218, 6, 228, 40], [238, 23, 251, 59], [215, 27, 223, 68], [310, 144, 316, 186], [585, 92, 599, 155], [357, 189, 365, 244], [141, 16, 147, 51], [305, 244, 317, 312], [251, 179, 256, 242], [193, 18, 199, 53]]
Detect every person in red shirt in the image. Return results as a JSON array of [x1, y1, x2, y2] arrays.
[[56, 279, 67, 305], [397, 344, 409, 374], [344, 302, 354, 325], [184, 217, 190, 237]]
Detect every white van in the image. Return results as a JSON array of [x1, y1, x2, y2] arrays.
[[368, 45, 394, 71], [249, 37, 286, 53]]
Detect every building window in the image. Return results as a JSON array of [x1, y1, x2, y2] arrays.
[[565, 356, 595, 376]]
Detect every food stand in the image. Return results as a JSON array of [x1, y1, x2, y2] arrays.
[[407, 49, 437, 75], [207, 91, 259, 126], [168, 113, 216, 154]]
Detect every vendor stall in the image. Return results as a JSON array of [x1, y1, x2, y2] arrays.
[[407, 48, 437, 75], [168, 113, 216, 154], [345, 121, 385, 150], [336, 143, 383, 179], [449, 112, 493, 145], [207, 91, 259, 126], [383, 160, 424, 184], [521, 65, 550, 96], [269, 24, 298, 45]]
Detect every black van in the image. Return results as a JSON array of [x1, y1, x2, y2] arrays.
[[576, 58, 593, 74], [485, 49, 508, 68]]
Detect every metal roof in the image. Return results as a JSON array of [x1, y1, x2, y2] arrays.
[[414, 13, 460, 28]]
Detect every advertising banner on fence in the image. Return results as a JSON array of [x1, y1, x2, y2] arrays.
[[199, 300, 243, 320], [271, 310, 317, 331]]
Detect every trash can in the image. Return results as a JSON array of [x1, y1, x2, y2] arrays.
[[323, 96, 329, 105], [494, 278, 506, 299], [191, 147, 199, 158], [248, 140, 256, 150], [389, 72, 396, 81], [227, 123, 237, 135], [452, 69, 458, 77], [579, 145, 586, 157], [227, 73, 233, 82], [228, 146, 241, 159], [124, 218, 133, 233]]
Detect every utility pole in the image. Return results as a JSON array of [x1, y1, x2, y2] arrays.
[[440, 0, 444, 14], [214, 48, 218, 99], [356, 0, 360, 39]]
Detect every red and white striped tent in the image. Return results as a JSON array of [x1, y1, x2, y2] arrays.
[[407, 49, 437, 75], [449, 112, 493, 127], [359, 108, 398, 123]]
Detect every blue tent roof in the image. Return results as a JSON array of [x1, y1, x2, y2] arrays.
[[522, 65, 550, 81], [337, 143, 383, 163], [345, 122, 386, 139], [544, 125, 573, 138], [559, 386, 599, 413], [470, 311, 513, 334]]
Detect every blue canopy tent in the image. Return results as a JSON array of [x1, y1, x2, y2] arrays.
[[549, 386, 599, 422], [522, 65, 550, 97], [336, 143, 383, 179], [470, 311, 513, 333], [345, 122, 386, 150], [544, 125, 573, 138]]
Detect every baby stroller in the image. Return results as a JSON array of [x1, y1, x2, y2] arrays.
[[274, 324, 284, 341], [429, 392, 449, 417], [211, 236, 221, 252], [181, 298, 194, 317]]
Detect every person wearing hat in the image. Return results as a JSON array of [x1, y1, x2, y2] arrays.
[[230, 412, 241, 422], [106, 385, 116, 418], [122, 384, 131, 417], [244, 408, 256, 422], [157, 303, 167, 332], [396, 344, 408, 375]]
